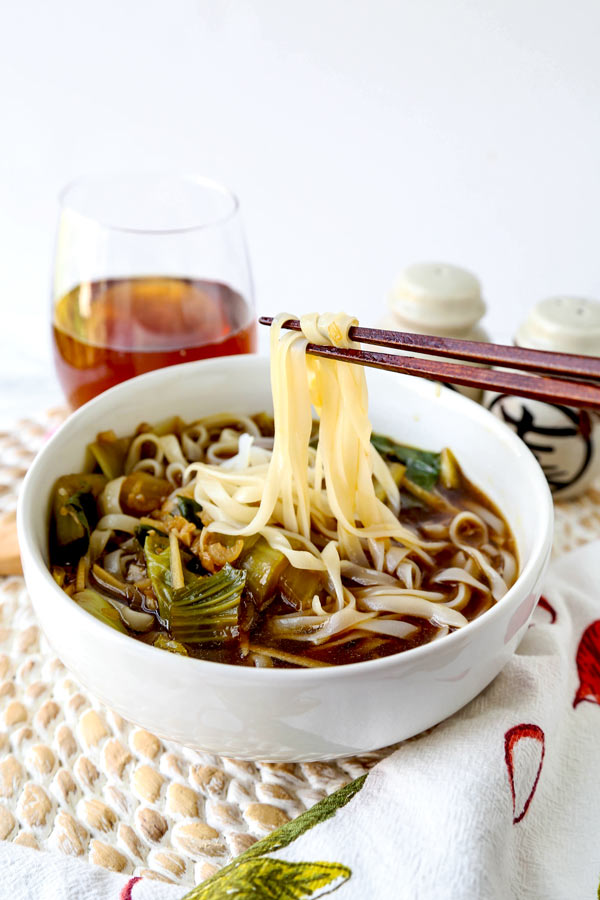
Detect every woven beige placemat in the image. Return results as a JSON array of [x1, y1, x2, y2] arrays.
[[0, 411, 598, 888]]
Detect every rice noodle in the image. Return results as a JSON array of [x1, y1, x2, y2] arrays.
[[340, 560, 397, 586], [125, 434, 163, 473], [96, 514, 141, 534], [500, 549, 518, 587], [357, 619, 419, 639], [384, 545, 410, 573], [165, 462, 186, 486], [449, 512, 509, 601], [103, 549, 124, 576], [433, 567, 489, 593], [395, 560, 422, 590], [198, 413, 261, 438], [356, 589, 468, 628], [464, 499, 505, 535], [99, 476, 125, 516], [248, 652, 274, 668], [132, 458, 164, 477], [159, 435, 186, 465], [181, 424, 208, 461], [89, 529, 111, 561], [248, 645, 332, 667], [446, 582, 472, 611], [269, 606, 378, 644], [196, 315, 429, 555]]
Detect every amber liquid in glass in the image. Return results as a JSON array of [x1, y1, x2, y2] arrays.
[[53, 276, 257, 408]]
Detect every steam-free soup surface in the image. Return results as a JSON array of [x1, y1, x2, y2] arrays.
[[49, 413, 517, 669]]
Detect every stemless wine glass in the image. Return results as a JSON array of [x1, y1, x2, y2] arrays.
[[51, 174, 257, 409]]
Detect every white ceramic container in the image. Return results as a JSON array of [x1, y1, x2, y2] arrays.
[[382, 262, 490, 402], [485, 296, 600, 499], [18, 355, 553, 761]]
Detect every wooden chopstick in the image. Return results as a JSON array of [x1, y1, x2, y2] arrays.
[[258, 317, 600, 411], [258, 316, 600, 380]]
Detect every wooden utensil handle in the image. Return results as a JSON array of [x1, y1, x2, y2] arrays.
[[0, 511, 23, 576]]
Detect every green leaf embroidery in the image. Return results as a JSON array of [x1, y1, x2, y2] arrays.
[[183, 775, 367, 900], [188, 858, 351, 899], [239, 774, 367, 862], [181, 774, 366, 900]]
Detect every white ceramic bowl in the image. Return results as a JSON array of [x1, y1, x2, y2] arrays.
[[18, 355, 553, 761]]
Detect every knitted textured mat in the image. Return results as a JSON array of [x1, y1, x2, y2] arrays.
[[0, 411, 596, 888]]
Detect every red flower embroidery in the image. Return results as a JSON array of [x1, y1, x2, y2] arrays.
[[537, 596, 557, 624], [120, 877, 142, 900], [574, 620, 600, 709], [504, 723, 545, 824]]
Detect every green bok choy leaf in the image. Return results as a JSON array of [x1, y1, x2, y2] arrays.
[[370, 433, 441, 491], [169, 564, 246, 643]]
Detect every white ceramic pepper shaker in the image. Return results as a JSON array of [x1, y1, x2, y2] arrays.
[[382, 262, 490, 401], [485, 296, 600, 499]]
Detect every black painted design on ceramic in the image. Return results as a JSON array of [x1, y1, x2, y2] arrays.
[[487, 396, 593, 491]]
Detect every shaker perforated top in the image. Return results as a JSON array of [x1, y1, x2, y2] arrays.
[[387, 262, 486, 334], [516, 296, 600, 356]]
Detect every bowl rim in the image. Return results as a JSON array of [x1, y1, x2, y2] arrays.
[[17, 353, 554, 683]]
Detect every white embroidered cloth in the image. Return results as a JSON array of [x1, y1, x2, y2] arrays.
[[3, 540, 600, 899]]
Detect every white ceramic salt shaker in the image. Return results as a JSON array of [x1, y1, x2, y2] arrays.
[[382, 262, 489, 401], [485, 296, 600, 499]]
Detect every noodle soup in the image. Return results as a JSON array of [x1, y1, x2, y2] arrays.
[[48, 313, 518, 669]]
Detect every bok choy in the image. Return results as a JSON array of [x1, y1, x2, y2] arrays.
[[143, 532, 175, 624], [88, 431, 130, 479], [370, 433, 441, 491], [51, 473, 107, 563], [175, 495, 203, 528], [74, 588, 129, 634], [143, 532, 246, 642], [169, 564, 246, 643], [237, 537, 288, 608]]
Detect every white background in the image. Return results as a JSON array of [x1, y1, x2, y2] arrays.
[[1, 0, 600, 419]]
